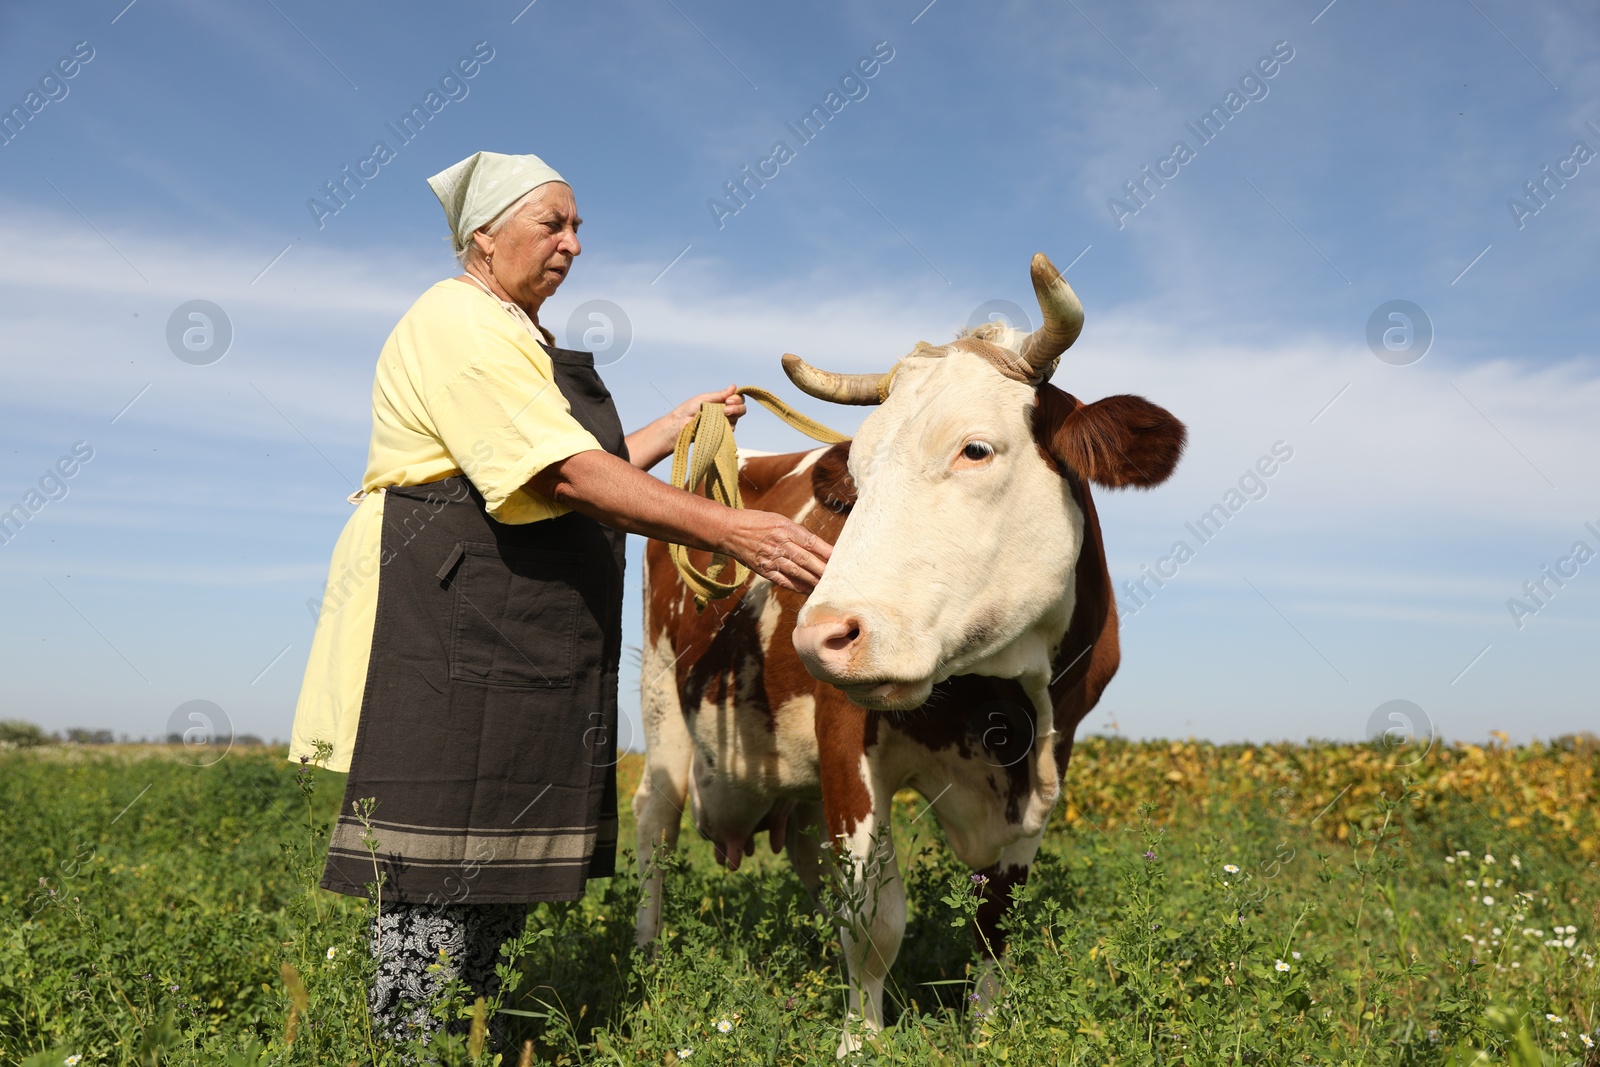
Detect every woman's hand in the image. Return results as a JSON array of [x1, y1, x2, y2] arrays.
[[719, 509, 831, 593], [671, 384, 746, 429], [625, 384, 747, 471], [532, 450, 831, 592]]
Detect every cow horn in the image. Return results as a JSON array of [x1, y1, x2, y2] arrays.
[[1019, 252, 1085, 381], [781, 353, 891, 405]]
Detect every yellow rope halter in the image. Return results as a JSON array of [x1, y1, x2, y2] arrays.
[[668, 387, 850, 609]]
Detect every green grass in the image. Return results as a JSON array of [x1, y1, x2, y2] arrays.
[[1, 739, 1596, 1065]]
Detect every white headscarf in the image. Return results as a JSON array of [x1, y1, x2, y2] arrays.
[[426, 151, 566, 255]]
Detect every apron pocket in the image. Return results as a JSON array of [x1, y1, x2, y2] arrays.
[[447, 541, 584, 688]]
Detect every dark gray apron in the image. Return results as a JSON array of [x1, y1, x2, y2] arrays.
[[321, 345, 626, 905]]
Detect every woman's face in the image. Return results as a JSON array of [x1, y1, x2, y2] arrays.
[[478, 182, 582, 308]]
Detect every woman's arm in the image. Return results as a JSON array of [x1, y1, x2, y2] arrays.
[[625, 385, 747, 471], [529, 449, 830, 592]]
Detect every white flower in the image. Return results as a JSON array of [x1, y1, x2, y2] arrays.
[[1546, 1013, 1562, 1022], [1511, 855, 1521, 868], [1492, 928, 1503, 937], [1582, 1034, 1594, 1048], [1483, 854, 1495, 864], [1482, 896, 1494, 906], [65, 1058, 83, 1067], [678, 1049, 694, 1059], [1456, 849, 1471, 857], [1445, 856, 1456, 864], [326, 947, 337, 960], [1223, 864, 1240, 874], [1565, 937, 1577, 948], [1291, 951, 1302, 959], [716, 1018, 733, 1034], [1466, 880, 1477, 888], [1275, 959, 1290, 972]]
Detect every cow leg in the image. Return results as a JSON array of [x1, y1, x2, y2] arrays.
[[828, 785, 904, 1057], [970, 829, 1046, 1018], [633, 634, 693, 947], [785, 800, 826, 900]]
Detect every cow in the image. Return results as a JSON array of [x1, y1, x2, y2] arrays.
[[632, 253, 1186, 1054]]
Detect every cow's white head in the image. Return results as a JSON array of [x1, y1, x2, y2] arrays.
[[790, 254, 1185, 711]]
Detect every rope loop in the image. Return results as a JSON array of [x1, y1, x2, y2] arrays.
[[668, 387, 848, 610]]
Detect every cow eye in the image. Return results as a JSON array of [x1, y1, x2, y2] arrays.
[[961, 441, 993, 461]]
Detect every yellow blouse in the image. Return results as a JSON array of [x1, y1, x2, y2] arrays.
[[288, 278, 603, 772]]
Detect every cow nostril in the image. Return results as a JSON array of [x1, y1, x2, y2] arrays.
[[822, 620, 862, 652]]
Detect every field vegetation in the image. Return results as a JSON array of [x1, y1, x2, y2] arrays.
[[2, 732, 1596, 1065]]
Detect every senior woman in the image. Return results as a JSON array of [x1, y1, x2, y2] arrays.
[[288, 150, 829, 1050]]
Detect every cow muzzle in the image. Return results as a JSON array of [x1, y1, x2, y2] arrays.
[[792, 607, 933, 711]]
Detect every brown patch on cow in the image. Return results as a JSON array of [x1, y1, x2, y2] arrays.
[[890, 677, 1037, 822], [811, 441, 856, 514], [815, 693, 875, 841], [1045, 446, 1122, 742], [1032, 384, 1186, 489]]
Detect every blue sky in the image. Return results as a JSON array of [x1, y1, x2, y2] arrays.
[[1, 0, 1596, 749]]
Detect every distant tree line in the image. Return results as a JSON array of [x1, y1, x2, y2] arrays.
[[0, 719, 273, 749]]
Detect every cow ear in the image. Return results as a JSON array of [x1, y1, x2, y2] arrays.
[[811, 441, 856, 513], [1034, 384, 1186, 489]]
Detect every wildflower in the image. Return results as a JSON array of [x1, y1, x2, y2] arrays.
[[65, 1058, 83, 1066], [1581, 1034, 1594, 1048], [1456, 849, 1471, 857], [716, 1018, 733, 1034], [1445, 856, 1456, 864], [678, 1049, 694, 1060], [1511, 855, 1522, 868], [1143, 850, 1156, 861], [169, 984, 179, 993], [968, 993, 981, 1003], [1482, 896, 1494, 906], [1428, 1030, 1439, 1043], [326, 947, 337, 960], [1547, 1014, 1562, 1022], [1291, 951, 1301, 960], [1492, 927, 1502, 936], [1565, 936, 1577, 948], [1223, 864, 1240, 874], [1484, 854, 1495, 864], [1275, 959, 1290, 972], [969, 873, 988, 886], [1466, 880, 1477, 887]]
